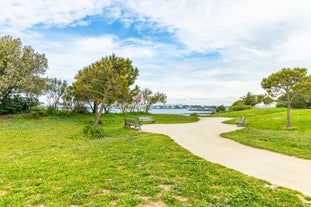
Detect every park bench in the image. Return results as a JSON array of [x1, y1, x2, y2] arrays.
[[236, 116, 246, 127], [138, 116, 155, 124], [124, 118, 141, 130]]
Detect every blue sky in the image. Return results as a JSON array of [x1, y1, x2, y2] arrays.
[[1, 0, 311, 105]]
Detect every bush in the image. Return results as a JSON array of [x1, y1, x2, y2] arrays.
[[0, 95, 39, 114], [31, 106, 47, 118], [216, 105, 226, 113], [229, 105, 252, 111], [276, 102, 287, 108], [83, 125, 105, 138], [190, 113, 198, 117], [74, 104, 88, 113]]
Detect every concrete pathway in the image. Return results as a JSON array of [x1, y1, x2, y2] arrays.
[[142, 117, 311, 196]]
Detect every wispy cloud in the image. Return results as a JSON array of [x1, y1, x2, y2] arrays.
[[1, 0, 311, 105]]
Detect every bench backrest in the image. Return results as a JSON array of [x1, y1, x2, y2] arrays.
[[241, 116, 245, 122], [138, 116, 154, 122], [125, 118, 136, 125]]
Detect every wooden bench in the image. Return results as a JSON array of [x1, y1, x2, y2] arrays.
[[124, 118, 141, 130], [138, 116, 155, 124], [236, 116, 246, 127]]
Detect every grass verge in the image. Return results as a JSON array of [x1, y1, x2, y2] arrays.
[[212, 108, 311, 160], [0, 112, 309, 206]]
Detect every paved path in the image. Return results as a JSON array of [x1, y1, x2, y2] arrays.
[[142, 117, 311, 196]]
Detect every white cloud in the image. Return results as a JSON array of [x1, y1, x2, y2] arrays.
[[1, 0, 311, 105]]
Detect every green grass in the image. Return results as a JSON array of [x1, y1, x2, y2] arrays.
[[212, 108, 311, 159], [0, 112, 310, 206]]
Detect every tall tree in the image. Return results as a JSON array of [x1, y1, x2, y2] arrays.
[[0, 35, 48, 102], [73, 54, 139, 128], [261, 67, 308, 128]]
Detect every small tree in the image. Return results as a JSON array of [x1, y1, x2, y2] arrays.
[[216, 105, 226, 113], [241, 92, 257, 106], [141, 88, 167, 113], [45, 78, 68, 112], [261, 67, 308, 128], [73, 54, 139, 128]]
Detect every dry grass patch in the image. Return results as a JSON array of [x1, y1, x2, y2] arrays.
[[174, 195, 188, 202], [101, 189, 110, 194], [143, 201, 166, 207]]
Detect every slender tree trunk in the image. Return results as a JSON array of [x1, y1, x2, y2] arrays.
[[93, 101, 98, 114], [94, 103, 104, 128], [286, 92, 292, 128]]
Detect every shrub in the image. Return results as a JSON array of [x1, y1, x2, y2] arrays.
[[83, 125, 105, 138], [0, 95, 39, 114], [229, 105, 252, 111], [216, 105, 226, 113], [276, 102, 287, 108]]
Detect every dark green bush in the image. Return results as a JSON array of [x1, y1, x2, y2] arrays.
[[276, 102, 287, 108], [216, 105, 227, 113], [83, 125, 105, 138], [229, 105, 252, 111], [0, 95, 39, 114], [190, 113, 198, 117]]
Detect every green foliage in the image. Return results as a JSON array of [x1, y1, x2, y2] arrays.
[[0, 95, 39, 114], [276, 101, 287, 108], [140, 88, 167, 113], [261, 67, 309, 127], [83, 124, 105, 138], [190, 112, 198, 117], [216, 105, 226, 113], [229, 105, 252, 111], [73, 103, 88, 113], [45, 78, 69, 111], [0, 35, 48, 103], [241, 92, 257, 106], [0, 113, 308, 206], [73, 54, 139, 128], [261, 68, 308, 98]]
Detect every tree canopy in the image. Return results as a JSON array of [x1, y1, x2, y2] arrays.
[[73, 54, 139, 128], [261, 67, 308, 128], [0, 35, 48, 100], [0, 35, 48, 114]]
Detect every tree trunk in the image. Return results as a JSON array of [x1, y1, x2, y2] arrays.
[[286, 92, 292, 128], [93, 103, 104, 128], [93, 102, 98, 114]]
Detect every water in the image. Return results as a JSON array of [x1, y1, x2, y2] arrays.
[[149, 108, 213, 116]]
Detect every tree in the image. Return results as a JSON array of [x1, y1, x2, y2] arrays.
[[116, 85, 139, 113], [216, 105, 226, 113], [141, 88, 167, 113], [261, 67, 308, 128], [45, 78, 68, 112], [73, 54, 139, 128], [0, 35, 48, 103], [241, 92, 257, 106]]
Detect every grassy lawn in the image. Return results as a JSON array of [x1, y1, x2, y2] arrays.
[[212, 108, 311, 160], [0, 113, 310, 206]]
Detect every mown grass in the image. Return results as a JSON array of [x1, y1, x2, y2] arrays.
[[0, 112, 310, 206], [212, 108, 311, 160]]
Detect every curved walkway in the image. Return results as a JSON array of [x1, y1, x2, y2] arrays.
[[142, 117, 311, 196]]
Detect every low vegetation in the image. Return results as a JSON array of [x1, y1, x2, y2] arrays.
[[212, 108, 311, 160], [0, 112, 310, 206]]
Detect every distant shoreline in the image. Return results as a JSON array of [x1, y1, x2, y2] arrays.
[[150, 108, 214, 116]]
